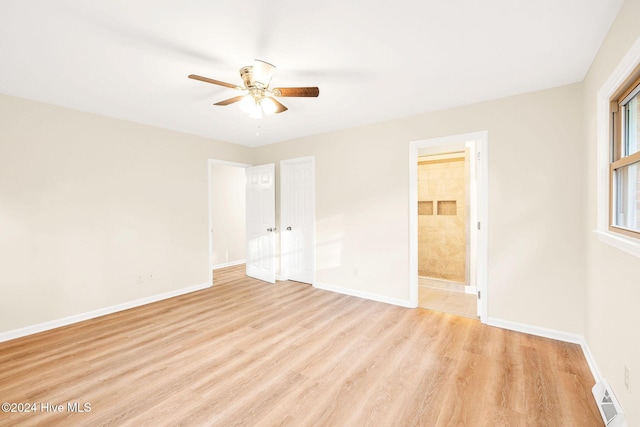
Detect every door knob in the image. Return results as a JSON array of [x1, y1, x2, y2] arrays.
[[286, 226, 292, 231]]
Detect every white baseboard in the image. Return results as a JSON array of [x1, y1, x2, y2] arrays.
[[314, 282, 414, 308], [0, 282, 211, 343], [211, 259, 246, 270], [578, 336, 603, 386], [486, 316, 602, 385], [486, 317, 584, 344]]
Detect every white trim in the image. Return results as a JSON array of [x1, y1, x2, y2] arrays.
[[409, 131, 489, 321], [477, 134, 489, 320], [314, 282, 413, 308], [580, 336, 603, 386], [211, 259, 246, 270], [486, 316, 604, 386], [0, 282, 211, 343], [486, 316, 585, 345], [409, 143, 419, 308], [595, 34, 640, 258], [595, 229, 640, 257]]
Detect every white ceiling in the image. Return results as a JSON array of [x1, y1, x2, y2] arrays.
[[0, 0, 624, 147]]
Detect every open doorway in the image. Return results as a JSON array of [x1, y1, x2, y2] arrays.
[[208, 159, 251, 285], [417, 149, 475, 317], [409, 132, 488, 322]]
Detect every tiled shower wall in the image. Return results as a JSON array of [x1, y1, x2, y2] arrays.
[[418, 153, 468, 283]]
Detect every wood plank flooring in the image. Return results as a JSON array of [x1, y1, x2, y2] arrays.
[[0, 265, 602, 426]]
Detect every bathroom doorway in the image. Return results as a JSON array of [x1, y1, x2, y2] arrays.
[[409, 132, 488, 321], [417, 149, 475, 317]]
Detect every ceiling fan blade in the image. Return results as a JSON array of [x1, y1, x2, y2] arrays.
[[188, 74, 242, 90], [271, 98, 288, 114], [214, 96, 245, 106], [272, 87, 320, 97]]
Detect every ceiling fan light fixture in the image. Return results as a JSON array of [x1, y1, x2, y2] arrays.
[[261, 97, 277, 115], [239, 95, 262, 118], [189, 60, 317, 117], [239, 95, 256, 114], [252, 59, 276, 87]]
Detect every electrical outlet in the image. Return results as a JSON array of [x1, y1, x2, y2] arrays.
[[624, 365, 630, 391], [136, 275, 144, 285]]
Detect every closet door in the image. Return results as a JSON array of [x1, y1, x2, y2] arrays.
[[245, 164, 276, 283], [280, 157, 315, 284]]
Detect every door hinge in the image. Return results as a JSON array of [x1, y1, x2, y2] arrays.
[[477, 151, 481, 161], [477, 222, 481, 230], [477, 290, 481, 299]]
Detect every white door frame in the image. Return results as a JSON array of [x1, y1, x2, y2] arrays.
[[409, 131, 488, 322], [207, 158, 251, 286], [280, 156, 316, 285]]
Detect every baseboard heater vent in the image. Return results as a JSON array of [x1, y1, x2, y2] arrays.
[[592, 380, 625, 426]]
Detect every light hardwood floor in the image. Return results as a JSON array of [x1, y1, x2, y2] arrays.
[[0, 265, 602, 426]]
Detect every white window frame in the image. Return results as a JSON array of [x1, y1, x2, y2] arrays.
[[595, 35, 640, 258]]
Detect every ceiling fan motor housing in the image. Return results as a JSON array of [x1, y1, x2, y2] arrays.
[[240, 66, 256, 89]]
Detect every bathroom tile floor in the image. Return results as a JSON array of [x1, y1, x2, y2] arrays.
[[418, 277, 478, 319]]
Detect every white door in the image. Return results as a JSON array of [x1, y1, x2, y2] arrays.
[[280, 157, 315, 284], [466, 140, 481, 316], [245, 163, 276, 283]]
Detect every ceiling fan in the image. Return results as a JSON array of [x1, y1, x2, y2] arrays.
[[188, 59, 319, 118]]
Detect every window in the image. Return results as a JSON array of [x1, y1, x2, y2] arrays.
[[610, 65, 640, 238], [596, 36, 640, 257]]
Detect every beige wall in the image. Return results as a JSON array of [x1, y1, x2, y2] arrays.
[[253, 82, 586, 334], [583, 0, 640, 423], [210, 164, 246, 267], [0, 93, 252, 333], [5, 2, 640, 416]]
